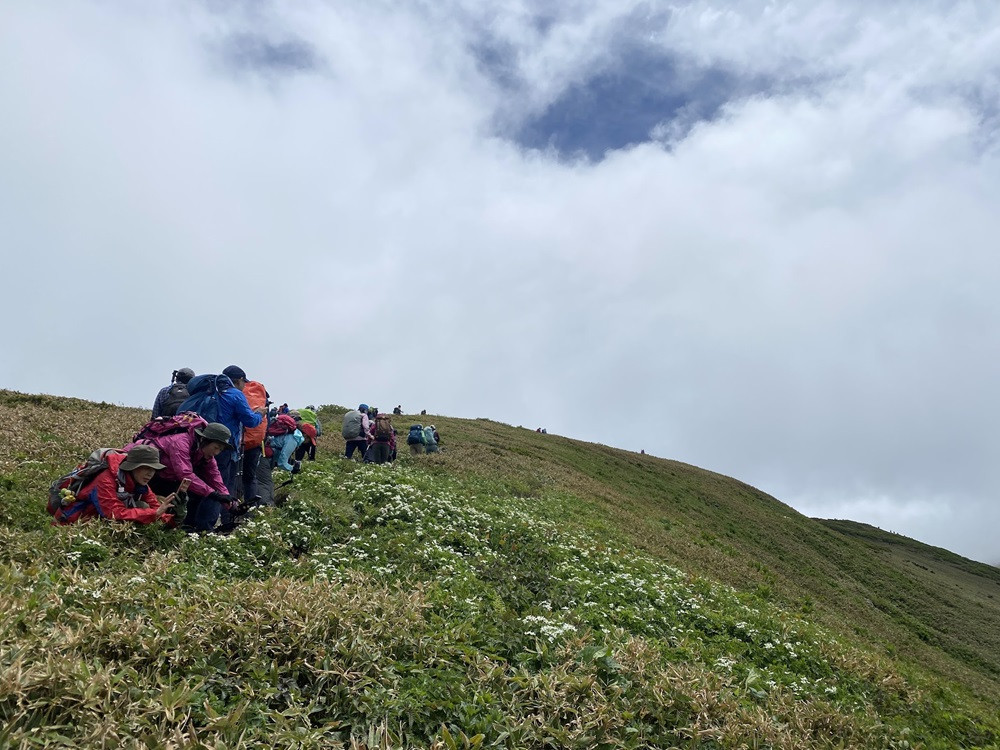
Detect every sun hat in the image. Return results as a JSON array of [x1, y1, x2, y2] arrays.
[[195, 422, 232, 445], [120, 445, 166, 472]]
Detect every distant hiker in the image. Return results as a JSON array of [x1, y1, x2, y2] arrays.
[[179, 366, 264, 498], [52, 445, 175, 526], [128, 417, 233, 531], [393, 405, 402, 415], [640, 449, 645, 455], [342, 404, 370, 460], [367, 412, 395, 464], [420, 409, 427, 416], [240, 379, 269, 503], [536, 428, 541, 433], [407, 424, 424, 455], [152, 367, 195, 419], [423, 425, 440, 454], [278, 403, 289, 415]]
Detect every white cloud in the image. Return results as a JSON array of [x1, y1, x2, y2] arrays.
[[2, 0, 1000, 563]]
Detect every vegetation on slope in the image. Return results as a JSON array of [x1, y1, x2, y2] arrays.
[[1, 391, 998, 748]]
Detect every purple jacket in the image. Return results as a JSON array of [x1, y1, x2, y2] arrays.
[[128, 431, 227, 498]]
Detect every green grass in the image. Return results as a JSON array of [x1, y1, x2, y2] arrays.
[[1, 390, 999, 748]]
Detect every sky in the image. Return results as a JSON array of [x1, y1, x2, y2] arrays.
[[2, 1, 999, 564]]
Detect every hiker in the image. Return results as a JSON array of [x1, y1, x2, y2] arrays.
[[268, 414, 303, 474], [420, 409, 427, 416], [240, 379, 269, 503], [296, 418, 318, 461], [57, 445, 176, 526], [367, 412, 395, 464], [299, 406, 322, 437], [152, 367, 195, 419], [129, 419, 234, 531], [179, 366, 264, 497], [407, 424, 424, 455], [342, 404, 370, 460], [278, 403, 289, 415], [423, 424, 440, 454], [393, 405, 402, 415]]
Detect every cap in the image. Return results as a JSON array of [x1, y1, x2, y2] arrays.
[[175, 367, 195, 383], [120, 445, 166, 472], [358, 403, 369, 411], [222, 365, 247, 381], [195, 422, 233, 445]]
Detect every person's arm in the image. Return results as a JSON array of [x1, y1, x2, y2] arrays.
[[152, 387, 167, 419], [231, 391, 264, 429], [90, 472, 161, 524], [201, 455, 229, 494]]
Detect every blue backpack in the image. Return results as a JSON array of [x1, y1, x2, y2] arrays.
[[407, 425, 423, 445], [177, 374, 232, 424]]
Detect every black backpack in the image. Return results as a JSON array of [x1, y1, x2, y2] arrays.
[[160, 383, 190, 417]]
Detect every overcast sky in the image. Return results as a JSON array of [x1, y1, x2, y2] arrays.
[[2, 1, 999, 564]]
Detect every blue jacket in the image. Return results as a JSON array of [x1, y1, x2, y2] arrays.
[[219, 384, 262, 456], [270, 430, 304, 471], [180, 374, 262, 454]]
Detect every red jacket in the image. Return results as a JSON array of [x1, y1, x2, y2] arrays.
[[71, 452, 172, 525]]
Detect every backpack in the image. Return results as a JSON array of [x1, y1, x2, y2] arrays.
[[177, 374, 231, 425], [133, 411, 207, 443], [342, 410, 365, 440], [374, 413, 393, 441], [47, 448, 125, 523], [407, 425, 423, 445], [422, 426, 436, 445], [264, 415, 298, 459], [160, 383, 190, 417]]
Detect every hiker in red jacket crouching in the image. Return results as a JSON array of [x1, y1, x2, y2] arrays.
[[67, 445, 176, 526]]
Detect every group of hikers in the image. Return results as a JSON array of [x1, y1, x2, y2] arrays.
[[47, 365, 442, 535]]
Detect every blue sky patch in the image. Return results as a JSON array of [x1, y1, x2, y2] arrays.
[[513, 46, 763, 160], [220, 33, 321, 75]]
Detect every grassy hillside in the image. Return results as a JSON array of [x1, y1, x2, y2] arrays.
[[1, 390, 998, 749]]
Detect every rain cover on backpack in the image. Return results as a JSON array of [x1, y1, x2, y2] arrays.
[[132, 411, 208, 443]]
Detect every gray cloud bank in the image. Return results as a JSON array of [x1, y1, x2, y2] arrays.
[[2, 1, 999, 563]]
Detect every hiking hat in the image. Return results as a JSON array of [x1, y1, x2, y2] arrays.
[[222, 365, 247, 381], [289, 410, 301, 420], [195, 422, 233, 446], [358, 403, 369, 411], [175, 367, 195, 384], [120, 445, 166, 472]]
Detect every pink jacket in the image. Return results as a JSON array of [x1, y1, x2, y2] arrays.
[[130, 431, 227, 498]]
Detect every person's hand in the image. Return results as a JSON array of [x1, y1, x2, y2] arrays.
[[155, 495, 176, 519]]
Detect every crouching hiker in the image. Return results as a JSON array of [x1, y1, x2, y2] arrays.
[[49, 445, 176, 526], [267, 414, 303, 475], [129, 419, 234, 532]]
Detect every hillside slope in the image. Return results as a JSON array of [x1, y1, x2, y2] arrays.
[[1, 390, 998, 748]]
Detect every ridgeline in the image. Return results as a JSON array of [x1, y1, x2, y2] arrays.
[[1, 389, 998, 749]]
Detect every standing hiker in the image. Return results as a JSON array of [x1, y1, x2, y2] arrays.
[[342, 404, 370, 460]]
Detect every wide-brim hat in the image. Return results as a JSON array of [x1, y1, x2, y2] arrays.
[[120, 444, 166, 471], [195, 422, 233, 446]]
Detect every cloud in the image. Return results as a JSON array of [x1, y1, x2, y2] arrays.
[[2, 0, 1000, 563]]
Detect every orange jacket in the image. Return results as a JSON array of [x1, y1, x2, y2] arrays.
[[242, 381, 268, 450]]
